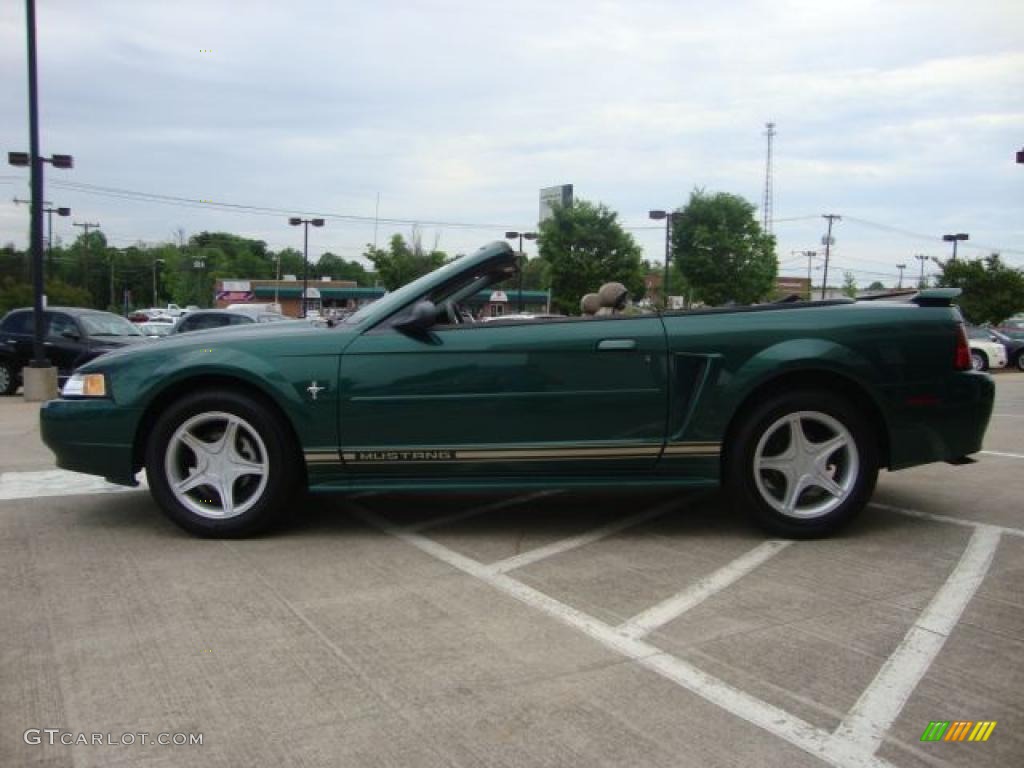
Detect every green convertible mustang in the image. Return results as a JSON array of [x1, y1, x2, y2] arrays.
[[41, 242, 993, 538]]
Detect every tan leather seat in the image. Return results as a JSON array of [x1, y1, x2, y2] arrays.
[[580, 293, 601, 316], [597, 282, 629, 315]]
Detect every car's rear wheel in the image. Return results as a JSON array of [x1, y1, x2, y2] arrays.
[[0, 361, 18, 396], [970, 351, 988, 371], [145, 390, 300, 537], [725, 390, 879, 538], [1016, 353, 1024, 372]]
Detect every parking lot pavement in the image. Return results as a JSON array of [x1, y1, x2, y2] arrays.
[[0, 397, 54, 472], [1, 373, 1022, 768]]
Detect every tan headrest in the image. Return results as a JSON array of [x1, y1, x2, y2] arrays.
[[598, 282, 629, 309], [580, 293, 601, 315]]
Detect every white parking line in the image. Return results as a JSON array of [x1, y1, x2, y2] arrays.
[[404, 490, 561, 533], [352, 503, 896, 768], [0, 469, 147, 501], [617, 540, 792, 640], [485, 499, 680, 574], [827, 527, 1001, 763], [980, 449, 1024, 460], [869, 502, 1024, 539]]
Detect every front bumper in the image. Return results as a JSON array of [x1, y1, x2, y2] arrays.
[[40, 399, 142, 486]]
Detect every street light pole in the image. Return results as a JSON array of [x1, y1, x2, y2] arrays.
[[6, 0, 74, 399], [792, 250, 817, 300], [288, 217, 325, 318], [73, 221, 99, 297], [648, 210, 673, 309], [504, 231, 538, 313], [152, 257, 165, 306], [914, 254, 929, 287]]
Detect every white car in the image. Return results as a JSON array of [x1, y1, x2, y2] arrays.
[[966, 326, 1007, 371]]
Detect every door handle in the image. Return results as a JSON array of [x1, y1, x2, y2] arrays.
[[597, 339, 637, 351]]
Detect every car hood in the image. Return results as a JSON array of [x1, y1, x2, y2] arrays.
[[91, 335, 153, 348], [79, 320, 357, 369]]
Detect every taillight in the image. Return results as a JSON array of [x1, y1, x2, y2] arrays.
[[954, 323, 971, 371]]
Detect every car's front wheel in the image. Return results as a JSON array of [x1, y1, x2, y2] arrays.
[[145, 390, 300, 537], [725, 390, 879, 538], [1016, 352, 1024, 372], [0, 361, 18, 396]]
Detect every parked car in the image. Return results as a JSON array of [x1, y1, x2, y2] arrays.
[[0, 307, 149, 394], [170, 308, 290, 334], [40, 241, 993, 539], [137, 321, 174, 337], [986, 328, 1024, 371], [964, 325, 1008, 371]]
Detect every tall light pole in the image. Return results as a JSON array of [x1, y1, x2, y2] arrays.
[[504, 231, 537, 312], [649, 209, 678, 309], [273, 252, 282, 310], [942, 233, 968, 261], [821, 214, 841, 300], [896, 263, 906, 289], [73, 220, 100, 297], [288, 217, 324, 318], [7, 0, 75, 399], [152, 257, 165, 306], [14, 198, 69, 271], [792, 250, 817, 300], [914, 254, 929, 287]]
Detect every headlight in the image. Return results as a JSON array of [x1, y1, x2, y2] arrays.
[[62, 372, 108, 398]]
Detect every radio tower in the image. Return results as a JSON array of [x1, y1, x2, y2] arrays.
[[762, 121, 776, 234]]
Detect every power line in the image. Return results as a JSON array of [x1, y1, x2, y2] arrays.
[[46, 179, 518, 231]]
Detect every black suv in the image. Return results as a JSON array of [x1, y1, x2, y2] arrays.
[[0, 307, 150, 395]]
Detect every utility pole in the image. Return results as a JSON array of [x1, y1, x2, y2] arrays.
[[73, 220, 100, 298], [896, 263, 906, 289], [821, 214, 840, 300], [914, 254, 929, 288]]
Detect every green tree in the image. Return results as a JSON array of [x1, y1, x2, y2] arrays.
[[671, 190, 777, 306], [935, 253, 1024, 325], [867, 280, 885, 291], [537, 199, 644, 314], [363, 232, 448, 291], [841, 271, 858, 298], [314, 252, 370, 284]]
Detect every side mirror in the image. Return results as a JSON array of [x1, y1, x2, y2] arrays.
[[61, 329, 81, 341], [394, 300, 438, 333]]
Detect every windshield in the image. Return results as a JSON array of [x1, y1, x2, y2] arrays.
[[80, 313, 144, 337], [343, 256, 473, 325]]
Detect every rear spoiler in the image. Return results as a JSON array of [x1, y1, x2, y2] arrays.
[[911, 288, 962, 308]]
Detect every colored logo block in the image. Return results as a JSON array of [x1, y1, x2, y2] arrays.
[[921, 721, 996, 742]]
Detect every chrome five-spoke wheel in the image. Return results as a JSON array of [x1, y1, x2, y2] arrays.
[[753, 411, 858, 519], [165, 411, 269, 519], [146, 390, 299, 537], [726, 390, 878, 538]]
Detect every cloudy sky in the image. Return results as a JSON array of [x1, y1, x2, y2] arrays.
[[2, 0, 1022, 286]]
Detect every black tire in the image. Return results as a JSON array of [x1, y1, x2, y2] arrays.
[[0, 360, 19, 396], [970, 351, 988, 371], [145, 389, 301, 538], [724, 390, 879, 539], [1016, 353, 1024, 372]]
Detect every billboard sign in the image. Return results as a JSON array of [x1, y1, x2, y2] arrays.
[[539, 184, 573, 223]]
